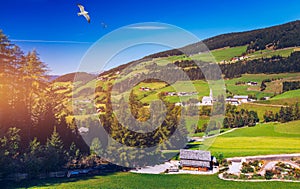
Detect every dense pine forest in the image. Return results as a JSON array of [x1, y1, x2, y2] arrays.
[[144, 20, 300, 58]]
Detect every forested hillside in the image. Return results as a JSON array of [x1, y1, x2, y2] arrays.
[[144, 20, 300, 58]]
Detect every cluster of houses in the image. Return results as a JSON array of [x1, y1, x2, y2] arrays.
[[164, 91, 198, 97], [226, 95, 250, 105], [174, 89, 251, 107], [219, 56, 249, 64], [201, 90, 252, 106], [139, 87, 152, 91], [247, 81, 258, 86]]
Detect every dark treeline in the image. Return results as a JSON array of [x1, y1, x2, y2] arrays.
[[220, 52, 300, 78], [142, 20, 300, 58], [194, 105, 259, 135], [264, 103, 300, 123], [112, 61, 222, 93], [283, 81, 300, 92], [113, 52, 300, 91], [204, 20, 300, 51], [223, 105, 259, 129], [114, 52, 300, 91]]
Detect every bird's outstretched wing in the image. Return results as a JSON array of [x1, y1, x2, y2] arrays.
[[77, 4, 85, 12], [84, 14, 91, 23]]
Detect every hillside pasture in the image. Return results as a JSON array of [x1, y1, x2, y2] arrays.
[[237, 103, 281, 121]]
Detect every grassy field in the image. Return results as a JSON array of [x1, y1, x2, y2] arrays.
[[200, 120, 300, 158], [271, 89, 300, 100], [185, 116, 210, 136], [137, 80, 209, 104], [9, 172, 300, 189], [258, 89, 300, 105], [237, 103, 281, 121], [225, 72, 300, 99], [248, 47, 294, 60], [191, 45, 247, 62]]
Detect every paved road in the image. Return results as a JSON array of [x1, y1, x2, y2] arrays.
[[130, 162, 173, 174]]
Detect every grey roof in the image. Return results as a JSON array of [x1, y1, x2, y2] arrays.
[[179, 149, 211, 161], [233, 95, 248, 99], [202, 96, 212, 101]]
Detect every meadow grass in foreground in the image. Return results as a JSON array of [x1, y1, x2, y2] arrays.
[[8, 173, 300, 189]]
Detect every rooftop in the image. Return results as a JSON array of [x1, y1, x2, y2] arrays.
[[180, 149, 211, 161]]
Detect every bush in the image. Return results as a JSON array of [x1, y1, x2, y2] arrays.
[[265, 170, 274, 180], [223, 173, 238, 179], [241, 162, 255, 173], [252, 174, 264, 179], [239, 174, 249, 180]]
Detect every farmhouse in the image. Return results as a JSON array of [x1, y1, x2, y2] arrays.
[[179, 149, 215, 171], [247, 81, 258, 86], [230, 56, 248, 63], [233, 95, 248, 103], [139, 87, 151, 91], [226, 98, 240, 105], [165, 92, 176, 96], [175, 102, 183, 106]]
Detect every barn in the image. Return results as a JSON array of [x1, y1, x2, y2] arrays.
[[179, 149, 215, 171]]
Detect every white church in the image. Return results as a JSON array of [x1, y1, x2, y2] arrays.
[[201, 89, 213, 106]]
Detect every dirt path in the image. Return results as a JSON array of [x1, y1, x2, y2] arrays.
[[203, 128, 238, 139]]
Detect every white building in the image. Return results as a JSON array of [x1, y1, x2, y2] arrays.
[[202, 89, 213, 106], [78, 127, 89, 134], [233, 95, 248, 103], [226, 98, 240, 105]]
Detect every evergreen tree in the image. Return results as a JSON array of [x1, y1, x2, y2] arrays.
[[90, 137, 103, 156]]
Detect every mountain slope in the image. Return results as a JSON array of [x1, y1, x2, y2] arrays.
[[146, 20, 300, 58]]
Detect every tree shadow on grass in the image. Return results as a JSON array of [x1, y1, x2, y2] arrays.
[[1, 171, 121, 189]]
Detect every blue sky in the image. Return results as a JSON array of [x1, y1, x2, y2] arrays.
[[1, 0, 300, 75]]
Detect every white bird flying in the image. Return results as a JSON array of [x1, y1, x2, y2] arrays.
[[101, 22, 108, 29], [77, 4, 90, 23]]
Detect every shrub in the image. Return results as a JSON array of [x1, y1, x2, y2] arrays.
[[265, 170, 274, 180], [252, 173, 264, 179]]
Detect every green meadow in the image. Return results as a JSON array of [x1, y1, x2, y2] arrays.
[[258, 89, 300, 105], [237, 103, 281, 121], [271, 89, 300, 100], [190, 45, 247, 62], [201, 120, 300, 158], [248, 47, 295, 59], [225, 72, 300, 99], [9, 172, 300, 189]]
